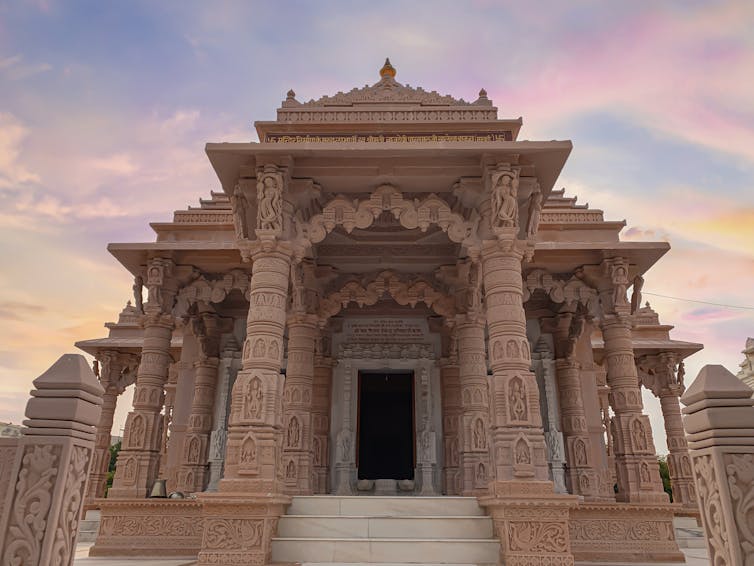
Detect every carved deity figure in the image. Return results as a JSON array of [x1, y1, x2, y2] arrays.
[[476, 462, 486, 483], [212, 429, 227, 460], [491, 171, 519, 229], [509, 377, 528, 421], [188, 437, 200, 464], [286, 459, 296, 479], [526, 189, 543, 237], [640, 461, 651, 483], [129, 415, 145, 448], [473, 418, 486, 450], [632, 419, 648, 451], [287, 416, 300, 447], [337, 429, 352, 462], [515, 438, 531, 465], [677, 361, 686, 389], [245, 377, 263, 419], [257, 170, 283, 231], [574, 438, 587, 466], [611, 264, 630, 310], [240, 436, 256, 464], [231, 183, 249, 239], [133, 275, 144, 314], [630, 275, 644, 314], [566, 315, 585, 359]]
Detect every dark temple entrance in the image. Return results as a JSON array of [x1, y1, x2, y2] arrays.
[[357, 371, 415, 480]]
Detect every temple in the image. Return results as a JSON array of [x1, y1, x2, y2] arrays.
[[78, 60, 703, 565]]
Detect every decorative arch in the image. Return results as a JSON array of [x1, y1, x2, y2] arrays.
[[296, 184, 479, 249], [317, 270, 455, 322]]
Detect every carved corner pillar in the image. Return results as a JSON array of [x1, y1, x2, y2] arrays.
[[638, 353, 697, 509], [545, 313, 606, 500], [479, 232, 577, 566], [455, 314, 492, 495], [197, 240, 293, 566], [0, 354, 103, 566], [681, 364, 754, 566], [600, 315, 668, 504], [110, 258, 178, 499], [439, 337, 461, 495], [85, 351, 136, 508], [282, 314, 318, 495], [312, 348, 334, 495], [158, 360, 179, 480], [177, 308, 230, 494]]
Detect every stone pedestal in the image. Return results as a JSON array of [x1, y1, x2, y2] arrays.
[[681, 364, 754, 566], [0, 354, 103, 566]]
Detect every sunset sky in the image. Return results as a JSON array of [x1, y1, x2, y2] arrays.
[[0, 1, 752, 451]]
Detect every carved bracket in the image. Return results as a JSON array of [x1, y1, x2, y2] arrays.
[[318, 270, 455, 323], [293, 184, 480, 254], [523, 268, 599, 316], [174, 269, 251, 317]]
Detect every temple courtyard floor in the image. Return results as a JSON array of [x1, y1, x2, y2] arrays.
[[73, 543, 711, 566]]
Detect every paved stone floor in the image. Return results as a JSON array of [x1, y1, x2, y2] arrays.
[[74, 543, 710, 566]]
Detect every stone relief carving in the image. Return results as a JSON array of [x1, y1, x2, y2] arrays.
[[473, 418, 487, 450], [244, 377, 264, 420], [693, 454, 732, 564], [3, 445, 59, 565], [256, 165, 283, 233], [287, 416, 300, 448], [574, 438, 588, 466], [174, 269, 250, 317], [725, 453, 754, 559], [515, 437, 532, 465], [203, 518, 263, 550], [339, 343, 434, 360], [631, 419, 648, 452], [509, 522, 568, 553], [509, 376, 528, 421], [490, 166, 519, 229], [51, 445, 90, 566], [630, 275, 644, 315]]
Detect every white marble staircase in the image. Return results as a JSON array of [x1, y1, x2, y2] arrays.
[[271, 496, 500, 565]]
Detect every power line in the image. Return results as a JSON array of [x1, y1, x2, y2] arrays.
[[643, 292, 754, 311]]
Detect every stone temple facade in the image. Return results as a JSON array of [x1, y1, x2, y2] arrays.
[[78, 60, 703, 565]]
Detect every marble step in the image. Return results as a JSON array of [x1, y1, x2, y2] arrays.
[[77, 510, 101, 544], [287, 496, 485, 517], [674, 527, 707, 549], [270, 537, 500, 564], [278, 515, 494, 539]]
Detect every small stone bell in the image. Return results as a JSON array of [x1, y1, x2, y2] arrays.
[[148, 478, 168, 498]]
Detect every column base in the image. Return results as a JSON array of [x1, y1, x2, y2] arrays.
[[478, 480, 578, 566], [196, 491, 290, 566]]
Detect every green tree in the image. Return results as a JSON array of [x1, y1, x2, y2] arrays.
[[106, 440, 121, 494], [657, 455, 673, 502]]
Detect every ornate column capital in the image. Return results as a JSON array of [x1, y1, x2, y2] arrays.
[[637, 353, 686, 398]]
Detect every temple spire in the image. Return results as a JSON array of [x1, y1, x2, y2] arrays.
[[380, 57, 396, 79]]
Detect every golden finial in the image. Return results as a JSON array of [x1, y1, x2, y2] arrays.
[[380, 58, 396, 79]]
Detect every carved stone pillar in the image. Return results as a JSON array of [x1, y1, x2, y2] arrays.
[[85, 351, 135, 508], [638, 354, 697, 509], [586, 257, 667, 504], [282, 314, 317, 495], [158, 361, 179, 480], [476, 167, 576, 566], [312, 340, 334, 495], [208, 338, 241, 492], [456, 314, 492, 494], [439, 334, 461, 495], [197, 231, 293, 565], [595, 364, 616, 487], [600, 317, 666, 503], [110, 258, 176, 498], [546, 314, 604, 499], [531, 339, 567, 494], [176, 308, 228, 494]]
